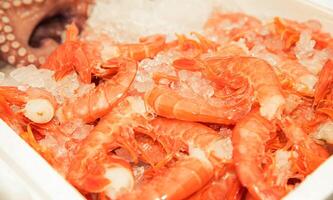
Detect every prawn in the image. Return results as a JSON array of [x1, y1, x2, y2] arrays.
[[43, 24, 102, 83], [67, 99, 150, 198], [232, 112, 286, 200], [43, 26, 164, 83], [170, 56, 284, 120], [279, 117, 329, 175], [233, 111, 329, 200], [57, 58, 137, 123], [145, 85, 252, 124], [120, 117, 231, 199], [204, 56, 285, 120]]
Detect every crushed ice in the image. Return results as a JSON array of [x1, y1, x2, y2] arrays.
[[1, 65, 95, 104]]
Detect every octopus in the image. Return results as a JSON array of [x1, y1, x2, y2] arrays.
[[0, 0, 92, 67]]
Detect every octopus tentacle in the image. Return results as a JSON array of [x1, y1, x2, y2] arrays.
[[0, 0, 91, 67]]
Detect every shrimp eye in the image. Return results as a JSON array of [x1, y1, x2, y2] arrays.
[[24, 98, 55, 124]]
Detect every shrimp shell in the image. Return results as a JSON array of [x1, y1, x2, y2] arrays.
[[57, 58, 137, 123]]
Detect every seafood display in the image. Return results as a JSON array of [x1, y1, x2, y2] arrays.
[[1, 2, 333, 200]]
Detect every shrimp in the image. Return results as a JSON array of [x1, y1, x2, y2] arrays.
[[67, 99, 150, 198], [57, 58, 137, 123], [43, 24, 102, 83], [43, 26, 163, 83], [111, 34, 166, 61], [233, 111, 329, 200], [279, 117, 329, 175], [0, 86, 57, 124], [277, 60, 317, 96], [188, 165, 243, 200], [120, 118, 232, 199], [204, 56, 285, 120], [145, 85, 252, 124], [232, 112, 286, 200]]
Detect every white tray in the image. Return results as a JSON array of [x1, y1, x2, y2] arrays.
[[1, 0, 333, 199]]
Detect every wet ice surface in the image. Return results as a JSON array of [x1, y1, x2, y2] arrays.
[[132, 49, 218, 103], [177, 70, 215, 99], [0, 64, 95, 104], [132, 50, 179, 93], [294, 31, 329, 74], [39, 120, 94, 174], [250, 44, 281, 67], [87, 0, 221, 42]]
